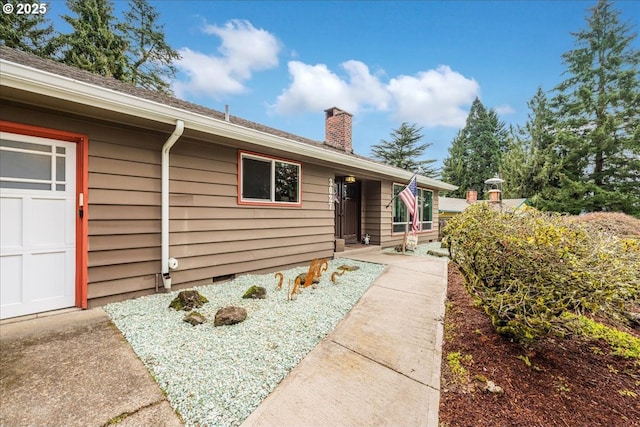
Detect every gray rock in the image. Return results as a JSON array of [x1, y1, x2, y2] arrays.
[[214, 306, 247, 327], [169, 290, 208, 311], [483, 380, 504, 394], [242, 285, 267, 299], [183, 311, 207, 326]]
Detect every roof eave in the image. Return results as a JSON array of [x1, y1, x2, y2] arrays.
[[0, 59, 458, 191]]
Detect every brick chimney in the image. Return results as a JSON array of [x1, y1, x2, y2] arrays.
[[466, 190, 477, 204], [324, 107, 353, 153]]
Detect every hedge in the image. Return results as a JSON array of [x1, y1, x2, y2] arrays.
[[442, 203, 639, 345]]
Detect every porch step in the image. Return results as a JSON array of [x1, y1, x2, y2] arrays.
[[334, 245, 381, 258]]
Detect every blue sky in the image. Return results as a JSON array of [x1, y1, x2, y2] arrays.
[[48, 0, 640, 173]]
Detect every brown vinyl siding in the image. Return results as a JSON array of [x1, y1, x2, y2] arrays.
[[1, 103, 336, 308], [88, 138, 335, 306], [362, 180, 382, 245]]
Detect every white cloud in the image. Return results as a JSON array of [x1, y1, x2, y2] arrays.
[[173, 20, 280, 99], [271, 62, 479, 128], [495, 104, 515, 115], [272, 60, 389, 115], [387, 66, 479, 127]]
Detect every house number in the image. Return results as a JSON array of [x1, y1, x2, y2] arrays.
[[328, 178, 333, 210]]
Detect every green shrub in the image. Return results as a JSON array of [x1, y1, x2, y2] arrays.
[[443, 204, 640, 345]]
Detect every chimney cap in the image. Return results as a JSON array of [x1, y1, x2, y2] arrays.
[[324, 107, 353, 117]]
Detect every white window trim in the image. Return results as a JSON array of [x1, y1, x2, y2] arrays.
[[391, 183, 433, 234]]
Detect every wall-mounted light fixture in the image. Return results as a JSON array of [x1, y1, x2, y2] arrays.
[[345, 175, 356, 183]]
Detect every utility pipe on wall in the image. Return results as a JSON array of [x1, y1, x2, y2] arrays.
[[161, 120, 184, 289]]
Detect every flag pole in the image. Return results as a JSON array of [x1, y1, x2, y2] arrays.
[[385, 168, 421, 209]]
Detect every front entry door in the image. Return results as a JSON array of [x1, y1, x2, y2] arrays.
[[335, 178, 360, 244], [0, 133, 77, 319]]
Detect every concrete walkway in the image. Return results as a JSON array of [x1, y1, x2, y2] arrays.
[[0, 308, 182, 427], [241, 251, 448, 427], [0, 251, 447, 427]]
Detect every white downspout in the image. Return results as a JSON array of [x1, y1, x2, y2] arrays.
[[161, 120, 185, 289]]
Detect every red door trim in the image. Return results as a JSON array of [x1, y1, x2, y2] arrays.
[[0, 120, 89, 309]]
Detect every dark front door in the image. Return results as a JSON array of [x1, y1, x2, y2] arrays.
[[335, 178, 360, 244]]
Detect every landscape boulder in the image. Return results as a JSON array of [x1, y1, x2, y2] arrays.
[[183, 311, 207, 326], [214, 306, 247, 327], [169, 290, 209, 311], [242, 285, 267, 299]]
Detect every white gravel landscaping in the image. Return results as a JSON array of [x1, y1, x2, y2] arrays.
[[104, 258, 385, 427]]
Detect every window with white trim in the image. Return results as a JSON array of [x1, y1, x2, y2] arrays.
[[239, 151, 301, 205], [0, 137, 68, 191], [392, 183, 433, 233]]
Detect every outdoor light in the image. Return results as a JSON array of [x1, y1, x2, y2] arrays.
[[345, 175, 356, 183]]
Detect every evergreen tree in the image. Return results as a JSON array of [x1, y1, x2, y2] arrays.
[[442, 98, 509, 198], [370, 122, 439, 176], [119, 0, 180, 94], [56, 0, 129, 79], [0, 0, 55, 57], [500, 88, 561, 200], [548, 0, 640, 215]]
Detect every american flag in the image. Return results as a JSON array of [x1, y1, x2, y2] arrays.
[[399, 176, 419, 233]]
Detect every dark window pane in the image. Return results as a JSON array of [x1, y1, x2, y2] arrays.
[[422, 189, 432, 222], [243, 157, 271, 200], [274, 162, 299, 202], [393, 223, 406, 233], [393, 184, 407, 223]]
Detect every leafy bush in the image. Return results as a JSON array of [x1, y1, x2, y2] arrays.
[[442, 203, 640, 345]]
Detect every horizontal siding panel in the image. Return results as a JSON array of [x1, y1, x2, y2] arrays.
[[171, 153, 236, 174], [89, 235, 333, 268], [89, 233, 159, 250], [170, 167, 236, 185], [169, 194, 233, 207], [90, 219, 160, 235], [168, 194, 335, 210], [170, 226, 333, 245], [171, 180, 236, 197], [171, 235, 331, 259], [88, 289, 156, 308], [90, 189, 160, 206], [168, 206, 330, 220], [88, 274, 157, 299], [90, 172, 160, 192], [90, 156, 159, 178], [170, 248, 335, 284], [170, 217, 333, 232], [177, 241, 333, 271], [89, 205, 160, 220], [173, 140, 236, 162], [89, 247, 160, 267], [88, 245, 333, 287], [90, 140, 160, 164], [89, 260, 158, 283]]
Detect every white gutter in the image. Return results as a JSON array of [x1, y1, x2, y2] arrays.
[[161, 120, 184, 289], [0, 59, 457, 192]]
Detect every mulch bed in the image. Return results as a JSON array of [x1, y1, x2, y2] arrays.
[[439, 263, 640, 427]]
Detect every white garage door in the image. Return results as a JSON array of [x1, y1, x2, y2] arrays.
[[0, 132, 77, 319]]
